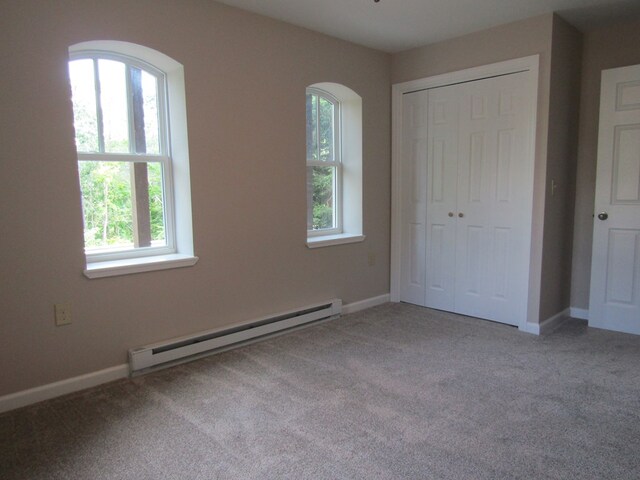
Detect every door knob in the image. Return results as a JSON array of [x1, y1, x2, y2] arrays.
[[597, 212, 608, 221], [458, 212, 464, 218], [448, 212, 454, 217]]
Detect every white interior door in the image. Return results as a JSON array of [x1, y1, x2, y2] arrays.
[[400, 71, 533, 327], [589, 64, 640, 335]]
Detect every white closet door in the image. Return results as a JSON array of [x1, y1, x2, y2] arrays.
[[589, 64, 640, 335], [424, 85, 460, 310], [400, 71, 533, 326], [454, 72, 532, 325], [399, 90, 428, 305]]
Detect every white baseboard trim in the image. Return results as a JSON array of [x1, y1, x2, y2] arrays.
[[570, 307, 589, 320], [0, 294, 391, 414], [523, 308, 570, 335], [0, 364, 129, 414], [342, 293, 390, 315]]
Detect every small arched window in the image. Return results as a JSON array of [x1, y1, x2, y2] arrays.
[[68, 41, 196, 277], [306, 83, 364, 248], [306, 88, 341, 234]]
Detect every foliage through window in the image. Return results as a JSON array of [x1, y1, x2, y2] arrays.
[[306, 88, 340, 234], [69, 53, 174, 259]]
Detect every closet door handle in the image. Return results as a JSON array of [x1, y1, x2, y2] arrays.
[[448, 212, 454, 217], [458, 212, 464, 218]]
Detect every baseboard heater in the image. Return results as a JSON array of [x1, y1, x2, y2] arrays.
[[129, 299, 342, 374]]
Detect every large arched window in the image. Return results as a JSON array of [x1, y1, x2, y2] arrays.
[[306, 83, 364, 248], [68, 41, 196, 277]]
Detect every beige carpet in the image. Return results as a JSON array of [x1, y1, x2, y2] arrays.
[[1, 303, 639, 479]]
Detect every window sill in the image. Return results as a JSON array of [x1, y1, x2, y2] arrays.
[[306, 233, 365, 249], [84, 254, 198, 279]]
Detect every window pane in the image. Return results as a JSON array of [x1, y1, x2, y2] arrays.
[[306, 93, 318, 161], [79, 161, 167, 251], [68, 59, 99, 152], [307, 165, 335, 230], [98, 59, 129, 153], [318, 96, 334, 162], [147, 162, 166, 243], [79, 161, 134, 250], [141, 71, 160, 154]]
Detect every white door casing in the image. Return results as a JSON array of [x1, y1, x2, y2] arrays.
[[589, 64, 640, 335], [391, 56, 539, 331]]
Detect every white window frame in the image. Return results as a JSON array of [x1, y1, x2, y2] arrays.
[[306, 83, 364, 248], [306, 87, 342, 237], [69, 41, 197, 278]]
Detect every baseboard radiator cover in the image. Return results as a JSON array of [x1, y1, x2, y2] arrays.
[[129, 299, 342, 374]]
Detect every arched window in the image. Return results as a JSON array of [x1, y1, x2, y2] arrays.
[[306, 88, 341, 234], [68, 41, 196, 277], [306, 83, 364, 247]]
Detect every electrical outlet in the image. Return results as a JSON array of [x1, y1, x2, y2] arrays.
[[55, 304, 72, 326]]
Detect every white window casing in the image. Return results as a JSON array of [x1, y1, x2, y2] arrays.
[[306, 82, 364, 248], [68, 41, 197, 277]]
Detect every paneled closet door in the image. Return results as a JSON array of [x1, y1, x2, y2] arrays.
[[413, 71, 532, 325], [453, 72, 532, 325], [399, 90, 428, 305], [423, 85, 461, 311]]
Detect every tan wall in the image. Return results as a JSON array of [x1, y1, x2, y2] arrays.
[[392, 14, 555, 324], [571, 18, 640, 309], [0, 0, 391, 396], [539, 16, 582, 321]]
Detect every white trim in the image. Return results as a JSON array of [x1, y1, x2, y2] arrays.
[[306, 82, 363, 241], [0, 294, 391, 414], [69, 40, 195, 274], [342, 294, 390, 314], [0, 365, 129, 414], [84, 253, 198, 278], [522, 308, 569, 335], [570, 307, 589, 320], [390, 55, 540, 333], [306, 233, 365, 249]]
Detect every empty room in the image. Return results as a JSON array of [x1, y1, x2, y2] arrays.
[[1, 0, 640, 478]]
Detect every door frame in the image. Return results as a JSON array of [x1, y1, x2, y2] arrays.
[[390, 55, 541, 332]]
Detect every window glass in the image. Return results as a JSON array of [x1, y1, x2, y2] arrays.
[[306, 93, 318, 161], [68, 59, 99, 153], [98, 59, 130, 153], [141, 70, 160, 154], [78, 160, 167, 251], [79, 160, 134, 250], [308, 165, 335, 230], [318, 96, 334, 162]]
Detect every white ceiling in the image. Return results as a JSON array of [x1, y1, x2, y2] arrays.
[[215, 0, 640, 53]]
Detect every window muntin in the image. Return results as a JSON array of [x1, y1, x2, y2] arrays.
[[69, 52, 174, 260], [306, 88, 341, 235]]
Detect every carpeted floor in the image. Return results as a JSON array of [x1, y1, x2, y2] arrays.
[[1, 303, 639, 479]]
